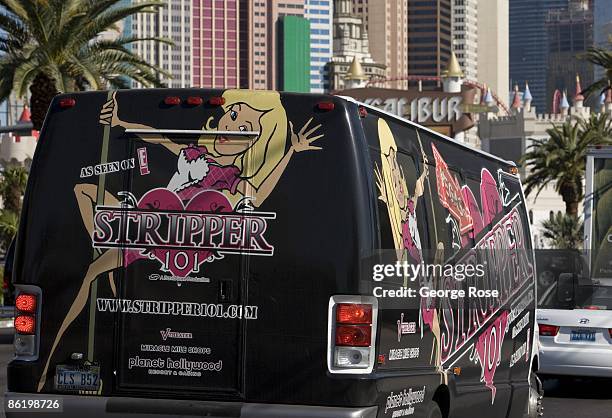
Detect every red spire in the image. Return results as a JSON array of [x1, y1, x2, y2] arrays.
[[18, 106, 31, 123], [511, 85, 522, 109], [574, 74, 584, 102]]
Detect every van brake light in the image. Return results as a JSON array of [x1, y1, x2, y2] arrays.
[[13, 286, 41, 359], [164, 96, 181, 105], [336, 303, 372, 324], [317, 101, 335, 111], [209, 96, 225, 106], [14, 315, 35, 334], [186, 96, 203, 106], [59, 98, 76, 108], [335, 325, 371, 346], [328, 296, 378, 374], [539, 324, 560, 337], [15, 293, 36, 313]]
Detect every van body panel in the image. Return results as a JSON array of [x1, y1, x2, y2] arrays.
[[8, 89, 537, 418]]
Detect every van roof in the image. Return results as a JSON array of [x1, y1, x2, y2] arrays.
[[337, 95, 516, 167]]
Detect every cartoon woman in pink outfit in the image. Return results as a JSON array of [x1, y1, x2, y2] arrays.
[[374, 119, 429, 268], [374, 119, 441, 368], [39, 90, 323, 391]]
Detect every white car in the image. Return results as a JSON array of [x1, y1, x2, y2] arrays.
[[537, 284, 612, 377]]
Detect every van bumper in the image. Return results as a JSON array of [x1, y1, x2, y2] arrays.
[[5, 392, 378, 418]]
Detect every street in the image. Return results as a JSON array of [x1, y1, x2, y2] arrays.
[[542, 377, 612, 418], [0, 337, 609, 418]]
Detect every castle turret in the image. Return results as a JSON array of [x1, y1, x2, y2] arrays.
[[560, 90, 570, 116], [480, 85, 487, 104], [511, 85, 522, 113], [442, 51, 463, 94], [484, 88, 494, 106], [574, 74, 584, 108], [523, 82, 533, 112], [345, 56, 368, 89]]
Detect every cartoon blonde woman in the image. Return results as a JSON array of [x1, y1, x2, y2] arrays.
[[374, 119, 441, 368], [374, 119, 428, 264], [38, 90, 323, 391]]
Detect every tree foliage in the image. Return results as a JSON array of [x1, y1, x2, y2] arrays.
[[523, 113, 612, 216], [0, 0, 171, 129], [581, 46, 612, 98], [0, 166, 27, 252], [541, 212, 584, 250]]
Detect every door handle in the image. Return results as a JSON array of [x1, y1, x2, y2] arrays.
[[218, 279, 233, 303]]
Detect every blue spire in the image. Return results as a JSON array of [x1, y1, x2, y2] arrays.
[[523, 82, 533, 101], [484, 88, 493, 104], [560, 91, 570, 109]]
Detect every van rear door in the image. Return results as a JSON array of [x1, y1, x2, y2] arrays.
[[108, 133, 258, 397]]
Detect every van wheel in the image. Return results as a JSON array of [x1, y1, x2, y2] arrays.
[[526, 372, 544, 418], [425, 402, 443, 418]]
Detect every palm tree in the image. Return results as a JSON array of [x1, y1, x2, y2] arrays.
[[523, 115, 612, 216], [581, 46, 612, 98], [0, 167, 27, 252], [0, 166, 28, 213], [0, 209, 18, 251], [541, 212, 584, 250], [0, 0, 171, 130]]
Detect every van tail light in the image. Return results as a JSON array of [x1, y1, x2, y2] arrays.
[[539, 324, 560, 337], [14, 315, 35, 334], [13, 286, 41, 359], [609, 329, 612, 338], [328, 296, 377, 374], [335, 325, 371, 346], [337, 303, 372, 324], [15, 293, 37, 313]]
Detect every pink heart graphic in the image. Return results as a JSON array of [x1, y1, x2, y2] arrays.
[[124, 188, 233, 277]]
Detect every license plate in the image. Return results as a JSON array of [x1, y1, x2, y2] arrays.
[[570, 330, 596, 342], [54, 365, 100, 392]]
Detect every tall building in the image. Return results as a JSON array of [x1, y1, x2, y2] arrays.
[[305, 0, 333, 92], [239, 0, 305, 90], [407, 0, 452, 87], [278, 16, 311, 92], [359, 0, 409, 89], [510, 0, 568, 112], [267, 1, 306, 89], [452, 0, 478, 81], [328, 0, 385, 90], [545, 0, 594, 111], [593, 0, 611, 81], [594, 0, 612, 47], [127, 0, 192, 88], [478, 0, 509, 103], [192, 0, 240, 88]]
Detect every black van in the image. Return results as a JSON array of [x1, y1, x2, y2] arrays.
[[6, 89, 540, 418]]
